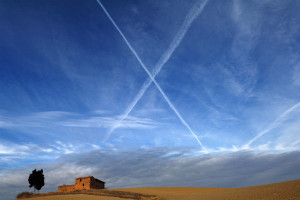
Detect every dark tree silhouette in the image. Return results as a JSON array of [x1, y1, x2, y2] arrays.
[[28, 169, 45, 193]]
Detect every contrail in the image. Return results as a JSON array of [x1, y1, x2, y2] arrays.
[[106, 0, 209, 137], [244, 101, 300, 148], [96, 0, 207, 150]]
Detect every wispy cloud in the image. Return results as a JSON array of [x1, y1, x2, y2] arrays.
[[61, 115, 160, 129], [0, 142, 55, 168], [50, 141, 77, 154], [218, 65, 245, 96], [133, 108, 165, 116], [0, 120, 12, 128], [0, 143, 29, 155], [0, 111, 159, 130], [0, 140, 101, 169], [223, 0, 262, 97], [293, 62, 300, 86], [0, 140, 79, 158], [0, 111, 74, 128], [106, 0, 210, 138], [96, 0, 207, 150], [244, 101, 300, 148]]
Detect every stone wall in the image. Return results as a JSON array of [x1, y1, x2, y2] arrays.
[[74, 177, 91, 190], [58, 185, 74, 192]]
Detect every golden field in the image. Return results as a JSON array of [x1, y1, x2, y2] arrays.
[[19, 194, 130, 200], [17, 179, 300, 200], [114, 179, 300, 200]]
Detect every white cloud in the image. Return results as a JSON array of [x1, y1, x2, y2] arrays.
[[0, 143, 30, 155], [0, 140, 91, 166], [0, 111, 76, 129], [49, 141, 79, 154], [41, 148, 54, 153], [61, 115, 160, 130], [0, 111, 160, 131]]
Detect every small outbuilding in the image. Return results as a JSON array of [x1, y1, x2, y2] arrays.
[[58, 176, 105, 192]]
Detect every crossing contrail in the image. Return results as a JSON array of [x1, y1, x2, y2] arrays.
[[96, 0, 207, 150], [106, 0, 209, 137], [244, 101, 300, 148]]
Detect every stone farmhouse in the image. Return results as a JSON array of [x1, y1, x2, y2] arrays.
[[58, 176, 105, 192]]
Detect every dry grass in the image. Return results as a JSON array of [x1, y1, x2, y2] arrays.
[[15, 189, 161, 200], [16, 179, 300, 200], [115, 179, 300, 200]]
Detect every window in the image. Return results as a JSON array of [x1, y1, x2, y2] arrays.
[[83, 184, 84, 186], [80, 179, 81, 181]]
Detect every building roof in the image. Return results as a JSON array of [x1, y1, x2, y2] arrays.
[[75, 176, 105, 183]]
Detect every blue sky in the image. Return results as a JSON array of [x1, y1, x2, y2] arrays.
[[0, 0, 300, 198]]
